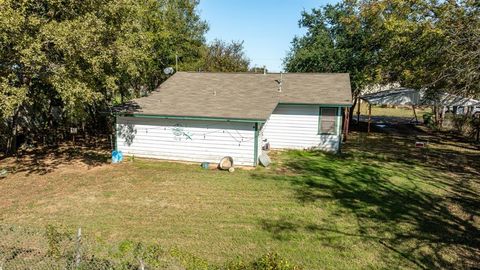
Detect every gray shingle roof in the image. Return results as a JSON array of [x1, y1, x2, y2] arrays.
[[122, 72, 352, 120]]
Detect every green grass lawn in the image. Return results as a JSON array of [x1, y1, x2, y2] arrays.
[[1, 131, 479, 269]]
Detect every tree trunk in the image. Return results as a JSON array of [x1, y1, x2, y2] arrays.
[[343, 107, 350, 141], [412, 105, 418, 123], [6, 108, 20, 156], [349, 88, 361, 126], [350, 97, 358, 125], [368, 104, 372, 135]]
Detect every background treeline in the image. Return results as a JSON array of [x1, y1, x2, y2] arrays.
[[0, 0, 250, 155], [1, 0, 479, 155], [284, 0, 479, 109]]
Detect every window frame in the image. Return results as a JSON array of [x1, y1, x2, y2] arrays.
[[318, 107, 339, 135]]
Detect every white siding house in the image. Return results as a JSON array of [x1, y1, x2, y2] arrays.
[[116, 117, 258, 166], [115, 72, 352, 166], [261, 104, 342, 152]]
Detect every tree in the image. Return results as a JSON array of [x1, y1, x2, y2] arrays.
[[284, 1, 383, 100], [433, 0, 479, 97], [0, 0, 208, 154], [284, 1, 386, 120], [249, 66, 268, 73], [284, 0, 479, 102], [200, 39, 250, 72]]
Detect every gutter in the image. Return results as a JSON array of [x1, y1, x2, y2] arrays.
[[278, 103, 353, 107], [117, 113, 266, 123]]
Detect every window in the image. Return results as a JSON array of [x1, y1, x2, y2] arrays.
[[319, 107, 338, 134]]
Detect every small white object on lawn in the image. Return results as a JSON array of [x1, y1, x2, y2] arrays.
[[259, 152, 271, 167]]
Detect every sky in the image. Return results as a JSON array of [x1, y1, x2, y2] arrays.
[[198, 0, 335, 72]]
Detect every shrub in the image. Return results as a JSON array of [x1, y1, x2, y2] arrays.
[[225, 252, 302, 270], [170, 248, 214, 270], [422, 112, 434, 126], [45, 224, 72, 258], [445, 114, 475, 136], [454, 115, 473, 134], [4, 225, 304, 270]]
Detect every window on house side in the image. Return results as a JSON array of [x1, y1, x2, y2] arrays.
[[319, 107, 337, 134]]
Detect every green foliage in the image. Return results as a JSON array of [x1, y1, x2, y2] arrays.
[[169, 247, 214, 270], [226, 253, 302, 270], [0, 0, 256, 154], [200, 39, 251, 72], [0, 79, 27, 119], [251, 253, 301, 270], [0, 0, 208, 153], [284, 1, 383, 96], [45, 224, 72, 258], [433, 0, 479, 96], [451, 114, 473, 134], [249, 66, 267, 73], [446, 114, 477, 138], [112, 240, 173, 269], [112, 241, 302, 270], [284, 0, 480, 98], [422, 112, 434, 126]]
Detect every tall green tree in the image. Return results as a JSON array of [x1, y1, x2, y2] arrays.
[[284, 1, 384, 100], [433, 0, 479, 96], [199, 39, 250, 72], [285, 0, 479, 101], [0, 0, 207, 153]]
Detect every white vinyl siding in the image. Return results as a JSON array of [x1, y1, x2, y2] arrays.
[[116, 117, 256, 166], [261, 104, 342, 152]]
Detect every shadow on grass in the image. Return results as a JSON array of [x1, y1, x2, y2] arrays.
[[0, 146, 109, 176], [253, 131, 480, 269]]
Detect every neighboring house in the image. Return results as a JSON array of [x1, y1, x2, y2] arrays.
[[115, 72, 352, 166]]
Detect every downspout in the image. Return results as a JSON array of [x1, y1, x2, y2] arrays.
[[253, 122, 259, 166], [337, 107, 342, 153], [113, 113, 117, 151]]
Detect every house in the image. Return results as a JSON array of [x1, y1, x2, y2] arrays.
[[115, 72, 352, 166]]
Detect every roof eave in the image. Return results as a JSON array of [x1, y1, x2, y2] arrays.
[[278, 102, 353, 107], [116, 113, 266, 123]]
